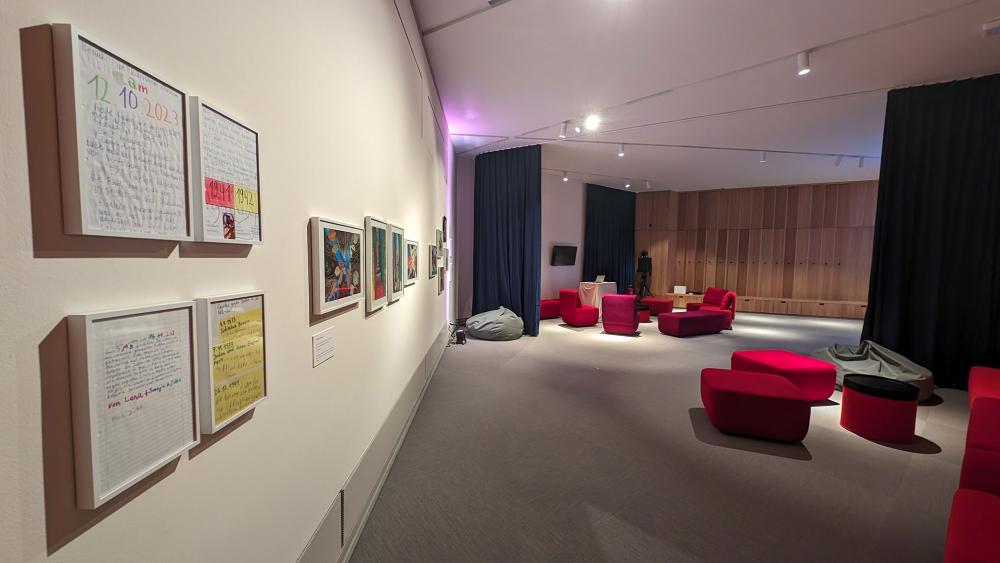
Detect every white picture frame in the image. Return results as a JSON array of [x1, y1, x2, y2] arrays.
[[404, 239, 418, 286], [388, 224, 405, 303], [52, 24, 192, 241], [68, 301, 199, 509], [190, 97, 262, 244], [310, 217, 363, 315], [195, 291, 267, 434], [365, 216, 389, 312]]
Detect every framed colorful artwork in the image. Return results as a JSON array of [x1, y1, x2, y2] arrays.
[[429, 244, 438, 279], [436, 228, 443, 250], [310, 217, 363, 315], [365, 216, 389, 312], [405, 239, 418, 286], [438, 267, 445, 294], [195, 291, 267, 433], [389, 224, 404, 303]]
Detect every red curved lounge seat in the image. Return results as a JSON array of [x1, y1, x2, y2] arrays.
[[559, 289, 598, 327], [540, 299, 560, 320], [701, 368, 810, 443], [731, 349, 836, 402], [602, 294, 639, 336], [687, 287, 737, 325]]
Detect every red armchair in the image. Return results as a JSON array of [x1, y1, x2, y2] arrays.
[[602, 294, 639, 336], [945, 366, 1000, 562], [559, 289, 599, 327], [540, 299, 560, 320], [687, 287, 736, 327]]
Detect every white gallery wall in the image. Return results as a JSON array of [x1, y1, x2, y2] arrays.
[[0, 1, 451, 561], [540, 173, 585, 299]]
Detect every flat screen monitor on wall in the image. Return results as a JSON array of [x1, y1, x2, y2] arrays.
[[551, 245, 577, 266]]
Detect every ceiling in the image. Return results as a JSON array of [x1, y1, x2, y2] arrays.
[[412, 0, 1000, 191]]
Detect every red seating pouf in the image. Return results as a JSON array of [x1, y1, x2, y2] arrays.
[[658, 311, 727, 337], [968, 365, 1000, 408], [640, 297, 673, 316], [701, 368, 811, 443], [731, 350, 836, 402], [540, 299, 560, 320], [944, 489, 1000, 563], [839, 374, 918, 443], [638, 307, 651, 323], [559, 289, 599, 327], [961, 367, 1000, 496], [602, 294, 640, 336]]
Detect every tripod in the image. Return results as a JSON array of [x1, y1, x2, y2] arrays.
[[637, 251, 653, 299]]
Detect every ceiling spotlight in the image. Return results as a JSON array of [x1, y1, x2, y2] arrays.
[[858, 157, 865, 168], [834, 155, 844, 167], [644, 180, 652, 191], [759, 151, 767, 163], [618, 143, 625, 158], [584, 114, 601, 130], [624, 179, 631, 188], [797, 51, 811, 76], [562, 171, 569, 182], [574, 125, 582, 134], [558, 121, 568, 139]]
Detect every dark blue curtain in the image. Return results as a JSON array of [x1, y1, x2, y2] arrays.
[[582, 184, 635, 294], [862, 74, 1000, 389], [473, 145, 542, 336]]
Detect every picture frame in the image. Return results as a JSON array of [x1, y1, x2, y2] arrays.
[[195, 291, 267, 434], [388, 224, 405, 303], [190, 97, 262, 244], [438, 267, 445, 294], [310, 217, 364, 314], [365, 216, 389, 312], [53, 24, 192, 241], [67, 301, 199, 509], [404, 239, 418, 286], [429, 244, 438, 279]]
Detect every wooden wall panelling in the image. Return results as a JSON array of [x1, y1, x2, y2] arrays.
[[819, 228, 837, 299], [774, 187, 788, 229], [725, 190, 740, 228], [861, 182, 877, 227], [751, 188, 765, 229], [824, 185, 840, 227], [694, 229, 707, 291], [705, 229, 718, 289], [715, 229, 729, 288], [635, 230, 652, 264], [796, 185, 813, 228], [763, 188, 777, 228], [703, 190, 720, 230], [673, 230, 686, 290], [649, 230, 672, 294], [771, 229, 786, 298], [651, 191, 676, 230], [738, 190, 754, 228], [725, 229, 739, 290], [793, 229, 810, 299], [782, 228, 796, 298], [636, 192, 653, 230], [810, 184, 826, 227], [806, 228, 823, 299], [785, 187, 798, 227], [758, 229, 773, 297], [746, 229, 762, 297], [736, 229, 750, 295], [834, 228, 852, 301]]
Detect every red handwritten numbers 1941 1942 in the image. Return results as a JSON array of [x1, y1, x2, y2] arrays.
[[87, 73, 179, 127]]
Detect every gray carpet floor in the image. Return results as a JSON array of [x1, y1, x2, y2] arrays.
[[350, 313, 969, 563]]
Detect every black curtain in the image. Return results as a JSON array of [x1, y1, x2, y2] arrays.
[[582, 184, 636, 294], [862, 74, 1000, 389], [473, 145, 542, 336]]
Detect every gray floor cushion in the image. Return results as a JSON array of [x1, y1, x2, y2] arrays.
[[812, 340, 934, 402], [466, 307, 524, 341]]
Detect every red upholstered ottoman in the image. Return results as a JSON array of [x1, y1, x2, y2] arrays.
[[945, 489, 1000, 563], [640, 297, 673, 316], [701, 368, 811, 443], [840, 374, 918, 443], [638, 306, 651, 323], [658, 311, 726, 337], [540, 299, 560, 320], [731, 350, 836, 402]]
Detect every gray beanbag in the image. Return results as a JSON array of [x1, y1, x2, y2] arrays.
[[466, 307, 524, 341], [812, 340, 934, 402]]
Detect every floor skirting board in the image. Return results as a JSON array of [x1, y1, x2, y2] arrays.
[[297, 324, 450, 563]]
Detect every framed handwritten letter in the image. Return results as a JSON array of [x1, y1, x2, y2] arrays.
[[310, 217, 363, 315], [196, 292, 267, 433], [68, 302, 199, 509], [191, 98, 262, 244], [53, 25, 191, 240]]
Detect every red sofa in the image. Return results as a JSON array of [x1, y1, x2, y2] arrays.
[[731, 350, 836, 402], [559, 289, 599, 327], [540, 299, 560, 320], [945, 366, 1000, 563], [687, 287, 737, 327], [602, 294, 639, 336]]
